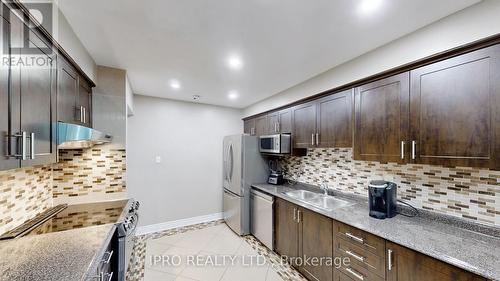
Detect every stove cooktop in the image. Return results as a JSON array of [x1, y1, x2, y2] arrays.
[[0, 200, 129, 240]]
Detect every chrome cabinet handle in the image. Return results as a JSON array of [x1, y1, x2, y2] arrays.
[[5, 132, 27, 160], [311, 134, 314, 146], [345, 267, 364, 281], [79, 106, 84, 122], [315, 133, 319, 145], [29, 132, 35, 160], [345, 232, 364, 244], [21, 131, 27, 160], [387, 249, 393, 271], [345, 250, 364, 262], [297, 210, 301, 223], [411, 141, 416, 160], [277, 122, 280, 132], [293, 208, 297, 222], [102, 250, 113, 264], [83, 107, 86, 123], [400, 141, 405, 159]]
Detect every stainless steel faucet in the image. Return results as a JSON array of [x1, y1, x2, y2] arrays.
[[320, 182, 329, 195]]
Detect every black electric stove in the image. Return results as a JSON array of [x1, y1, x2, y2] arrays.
[[0, 199, 128, 240]]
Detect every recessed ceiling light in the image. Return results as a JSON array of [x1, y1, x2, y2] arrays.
[[169, 80, 181, 89], [358, 0, 383, 15], [228, 90, 239, 100], [227, 55, 243, 70]]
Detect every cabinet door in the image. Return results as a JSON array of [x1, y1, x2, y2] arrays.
[[354, 73, 409, 163], [317, 89, 353, 148], [244, 119, 255, 135], [57, 55, 79, 124], [274, 198, 299, 261], [19, 27, 57, 167], [0, 15, 19, 170], [255, 115, 268, 136], [386, 242, 485, 281], [78, 77, 92, 127], [268, 112, 279, 134], [298, 208, 333, 281], [410, 45, 500, 169], [278, 108, 292, 133], [292, 102, 317, 148]]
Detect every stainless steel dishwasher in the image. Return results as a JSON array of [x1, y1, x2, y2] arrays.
[[250, 189, 274, 249]]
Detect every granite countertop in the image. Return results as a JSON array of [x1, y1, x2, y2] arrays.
[[0, 224, 115, 281], [252, 183, 500, 281]]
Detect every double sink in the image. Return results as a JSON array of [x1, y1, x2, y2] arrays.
[[282, 189, 353, 211]]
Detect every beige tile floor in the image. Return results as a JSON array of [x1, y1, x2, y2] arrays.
[[143, 224, 285, 281]]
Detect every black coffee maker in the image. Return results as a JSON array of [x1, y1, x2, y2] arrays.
[[368, 180, 397, 219]]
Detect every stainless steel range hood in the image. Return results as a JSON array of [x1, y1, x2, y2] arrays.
[[57, 122, 112, 149]]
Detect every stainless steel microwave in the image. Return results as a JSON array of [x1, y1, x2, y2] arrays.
[[259, 134, 291, 154]]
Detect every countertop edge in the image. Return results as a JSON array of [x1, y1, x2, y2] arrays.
[[251, 184, 499, 281], [81, 224, 117, 281]]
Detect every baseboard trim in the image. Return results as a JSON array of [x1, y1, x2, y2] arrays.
[[136, 212, 224, 236]]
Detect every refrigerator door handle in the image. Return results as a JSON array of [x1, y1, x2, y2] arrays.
[[223, 145, 229, 181], [228, 143, 234, 183]]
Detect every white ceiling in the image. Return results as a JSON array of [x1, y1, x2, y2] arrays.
[[58, 0, 480, 108]]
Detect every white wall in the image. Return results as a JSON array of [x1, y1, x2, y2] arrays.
[[127, 95, 243, 227], [55, 8, 97, 83], [243, 0, 500, 117]]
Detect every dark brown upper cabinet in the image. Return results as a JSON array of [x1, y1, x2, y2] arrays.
[[292, 90, 353, 149], [267, 108, 292, 134], [268, 111, 279, 134], [19, 27, 57, 167], [317, 89, 353, 148], [244, 118, 255, 135], [291, 101, 317, 148], [409, 45, 500, 169], [278, 108, 292, 133], [0, 10, 57, 170], [57, 56, 79, 125], [78, 77, 92, 127], [254, 115, 268, 136], [58, 55, 92, 127], [354, 73, 410, 163], [0, 14, 18, 171]]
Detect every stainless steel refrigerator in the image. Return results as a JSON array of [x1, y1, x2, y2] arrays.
[[223, 134, 268, 235]]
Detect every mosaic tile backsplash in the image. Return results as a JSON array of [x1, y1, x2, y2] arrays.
[[52, 146, 127, 204], [280, 148, 500, 226], [0, 165, 53, 235]]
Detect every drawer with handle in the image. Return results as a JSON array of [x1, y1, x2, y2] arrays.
[[333, 221, 385, 257], [335, 237, 385, 278], [334, 260, 384, 281]]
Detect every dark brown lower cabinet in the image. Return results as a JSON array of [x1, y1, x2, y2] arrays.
[[385, 242, 486, 281], [274, 198, 487, 281], [274, 198, 299, 262], [275, 198, 333, 281], [298, 208, 333, 281]]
